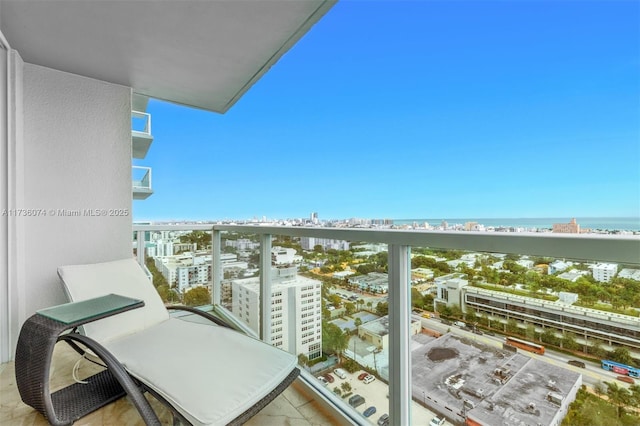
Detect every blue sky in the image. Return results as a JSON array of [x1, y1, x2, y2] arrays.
[[134, 0, 640, 222]]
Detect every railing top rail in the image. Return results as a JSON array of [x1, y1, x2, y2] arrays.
[[133, 224, 213, 232], [132, 224, 640, 264], [131, 110, 150, 119]]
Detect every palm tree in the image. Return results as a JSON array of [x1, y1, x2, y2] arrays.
[[322, 323, 349, 364], [297, 353, 309, 370], [606, 381, 632, 418]]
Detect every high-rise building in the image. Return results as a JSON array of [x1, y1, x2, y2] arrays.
[[232, 266, 323, 360]]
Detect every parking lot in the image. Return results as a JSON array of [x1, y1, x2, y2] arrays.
[[325, 368, 452, 425]]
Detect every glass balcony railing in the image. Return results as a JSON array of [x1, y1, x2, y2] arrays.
[[132, 166, 152, 200], [132, 224, 640, 426], [131, 110, 153, 159]]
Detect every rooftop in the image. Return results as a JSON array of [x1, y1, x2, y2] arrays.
[[410, 333, 581, 426]]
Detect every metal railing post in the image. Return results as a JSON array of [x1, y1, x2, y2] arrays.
[[212, 228, 221, 306], [260, 234, 272, 343], [388, 243, 412, 426]]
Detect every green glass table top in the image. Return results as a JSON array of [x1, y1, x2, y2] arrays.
[[36, 293, 143, 325]]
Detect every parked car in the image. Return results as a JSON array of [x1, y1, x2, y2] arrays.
[[358, 372, 369, 380], [454, 321, 466, 328], [334, 368, 347, 379], [429, 416, 446, 426], [363, 374, 376, 384], [567, 360, 586, 368], [377, 413, 389, 426], [348, 394, 365, 408], [617, 375, 635, 384], [323, 373, 335, 383], [472, 329, 483, 335], [316, 376, 328, 386], [363, 406, 377, 418]]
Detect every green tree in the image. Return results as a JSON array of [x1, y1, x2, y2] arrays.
[[322, 323, 349, 363], [610, 347, 635, 366], [629, 384, 640, 408], [297, 353, 309, 369], [588, 339, 608, 359], [341, 382, 352, 393], [411, 287, 424, 309], [562, 332, 581, 351], [541, 328, 560, 346], [354, 317, 363, 329], [156, 284, 180, 303], [506, 319, 519, 334], [449, 305, 463, 319], [145, 257, 169, 289], [345, 302, 356, 315], [328, 294, 342, 308], [376, 301, 389, 316], [183, 286, 210, 306], [606, 381, 632, 418], [179, 230, 211, 250], [464, 308, 478, 324], [422, 293, 434, 308]]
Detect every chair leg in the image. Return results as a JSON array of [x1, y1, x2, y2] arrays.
[[60, 334, 162, 426]]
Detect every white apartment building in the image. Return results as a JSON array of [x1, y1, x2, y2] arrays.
[[299, 236, 350, 251], [271, 247, 302, 265], [147, 240, 175, 258], [231, 266, 323, 360], [225, 238, 260, 251], [592, 263, 618, 283], [154, 251, 216, 292], [434, 276, 468, 309]]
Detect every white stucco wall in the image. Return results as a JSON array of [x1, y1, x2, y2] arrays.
[[4, 63, 133, 359]]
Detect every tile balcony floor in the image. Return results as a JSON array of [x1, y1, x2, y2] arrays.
[[0, 343, 341, 425]]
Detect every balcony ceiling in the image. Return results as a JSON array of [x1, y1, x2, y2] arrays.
[[0, 0, 335, 113]]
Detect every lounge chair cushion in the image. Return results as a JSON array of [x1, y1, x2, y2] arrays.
[[104, 317, 297, 425], [57, 258, 298, 425], [58, 258, 170, 344]]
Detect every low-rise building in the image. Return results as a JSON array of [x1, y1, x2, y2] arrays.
[[411, 333, 581, 426], [552, 218, 580, 234], [348, 272, 389, 294], [592, 263, 618, 283], [618, 268, 640, 281], [464, 286, 639, 350], [357, 315, 421, 350]]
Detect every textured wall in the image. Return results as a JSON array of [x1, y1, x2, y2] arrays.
[[20, 63, 132, 322]]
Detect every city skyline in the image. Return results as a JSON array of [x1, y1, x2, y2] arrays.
[[133, 1, 640, 222]]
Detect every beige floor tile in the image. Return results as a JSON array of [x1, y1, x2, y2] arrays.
[[2, 343, 338, 425]]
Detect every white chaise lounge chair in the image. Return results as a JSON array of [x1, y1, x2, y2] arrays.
[[15, 258, 299, 425]]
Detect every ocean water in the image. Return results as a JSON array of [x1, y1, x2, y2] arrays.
[[393, 217, 640, 231]]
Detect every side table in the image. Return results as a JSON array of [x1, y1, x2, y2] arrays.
[[14, 294, 157, 426]]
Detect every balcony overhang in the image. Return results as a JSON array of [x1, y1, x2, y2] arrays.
[[133, 188, 153, 201], [0, 0, 336, 113]]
